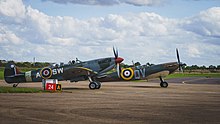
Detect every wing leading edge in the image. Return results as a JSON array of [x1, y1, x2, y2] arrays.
[[62, 67, 98, 82]]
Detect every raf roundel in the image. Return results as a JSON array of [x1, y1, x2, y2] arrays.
[[120, 68, 134, 80], [40, 67, 52, 79]]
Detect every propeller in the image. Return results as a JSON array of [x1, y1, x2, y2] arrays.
[[176, 48, 184, 72], [113, 47, 124, 77], [113, 47, 118, 59]]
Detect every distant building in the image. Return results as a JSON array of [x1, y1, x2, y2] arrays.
[[0, 60, 7, 63]]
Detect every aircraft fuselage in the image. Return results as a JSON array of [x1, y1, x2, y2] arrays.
[[97, 62, 179, 82], [4, 57, 117, 84]]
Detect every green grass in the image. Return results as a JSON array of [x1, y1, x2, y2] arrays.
[[0, 87, 45, 93], [0, 87, 63, 93], [19, 67, 39, 72], [0, 71, 3, 80], [166, 73, 220, 79]]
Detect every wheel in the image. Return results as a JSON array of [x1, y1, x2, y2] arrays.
[[95, 81, 101, 89], [160, 82, 168, 88], [89, 82, 97, 90], [13, 84, 18, 87]]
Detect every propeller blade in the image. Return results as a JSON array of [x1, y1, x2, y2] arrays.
[[116, 63, 121, 78], [113, 47, 118, 59], [176, 48, 180, 64], [113, 47, 123, 78], [176, 48, 183, 72]]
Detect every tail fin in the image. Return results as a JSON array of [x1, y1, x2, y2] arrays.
[[4, 61, 24, 83]]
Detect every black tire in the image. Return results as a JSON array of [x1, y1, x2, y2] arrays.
[[160, 82, 168, 88], [13, 83, 18, 87], [95, 81, 101, 89], [89, 82, 97, 90]]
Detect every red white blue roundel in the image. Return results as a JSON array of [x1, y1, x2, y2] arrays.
[[40, 67, 52, 79], [120, 68, 134, 80]]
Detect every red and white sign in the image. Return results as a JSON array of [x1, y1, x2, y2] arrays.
[[45, 83, 56, 91], [43, 79, 61, 91]]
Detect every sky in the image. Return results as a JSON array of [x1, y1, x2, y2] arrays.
[[0, 0, 220, 66]]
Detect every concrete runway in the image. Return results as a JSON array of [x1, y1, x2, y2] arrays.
[[0, 78, 220, 124]]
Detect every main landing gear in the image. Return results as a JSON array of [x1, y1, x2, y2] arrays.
[[89, 81, 101, 90], [159, 77, 168, 88], [88, 73, 101, 90]]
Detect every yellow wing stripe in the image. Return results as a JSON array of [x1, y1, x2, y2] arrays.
[[75, 67, 98, 74]]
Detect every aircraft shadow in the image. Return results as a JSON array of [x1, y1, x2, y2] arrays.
[[131, 86, 161, 88], [62, 87, 89, 90]]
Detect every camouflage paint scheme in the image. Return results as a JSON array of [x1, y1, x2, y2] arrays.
[[98, 62, 179, 83], [4, 56, 123, 89], [4, 49, 183, 89]]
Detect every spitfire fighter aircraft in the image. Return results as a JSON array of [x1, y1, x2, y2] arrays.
[[4, 48, 124, 89], [97, 49, 185, 88], [4, 48, 184, 89]]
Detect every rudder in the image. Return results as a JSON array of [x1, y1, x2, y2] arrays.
[[4, 61, 24, 83]]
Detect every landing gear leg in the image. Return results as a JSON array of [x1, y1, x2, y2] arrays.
[[159, 77, 168, 88], [95, 81, 101, 89], [13, 83, 19, 88], [88, 73, 101, 90]]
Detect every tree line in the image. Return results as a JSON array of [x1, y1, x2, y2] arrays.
[[121, 62, 220, 73], [0, 60, 219, 71], [0, 60, 50, 68]]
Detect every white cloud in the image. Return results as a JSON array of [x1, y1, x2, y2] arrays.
[[26, 6, 52, 39], [43, 0, 165, 6], [181, 7, 220, 38], [0, 0, 219, 66], [47, 37, 77, 46], [0, 27, 23, 45], [187, 45, 201, 58], [122, 0, 164, 6], [0, 0, 25, 18]]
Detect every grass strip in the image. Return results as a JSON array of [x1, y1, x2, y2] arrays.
[[165, 73, 220, 79], [0, 87, 50, 93]]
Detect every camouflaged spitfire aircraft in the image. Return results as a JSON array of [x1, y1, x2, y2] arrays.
[[4, 48, 184, 89], [4, 48, 124, 89], [96, 49, 185, 88]]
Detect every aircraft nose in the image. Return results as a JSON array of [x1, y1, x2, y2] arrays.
[[115, 57, 124, 63]]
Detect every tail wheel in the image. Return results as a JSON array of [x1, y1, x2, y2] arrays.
[[13, 83, 19, 87]]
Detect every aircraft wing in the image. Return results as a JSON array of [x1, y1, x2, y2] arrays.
[[62, 67, 98, 81]]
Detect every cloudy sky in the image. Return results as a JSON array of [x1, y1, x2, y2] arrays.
[[0, 0, 219, 66]]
